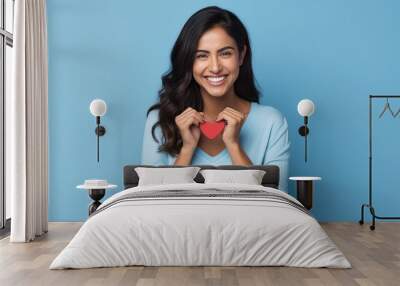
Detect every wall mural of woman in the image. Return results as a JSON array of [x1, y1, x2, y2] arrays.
[[141, 6, 290, 191]]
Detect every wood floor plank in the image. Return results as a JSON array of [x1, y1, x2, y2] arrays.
[[0, 222, 399, 286]]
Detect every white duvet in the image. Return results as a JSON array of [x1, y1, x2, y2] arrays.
[[50, 183, 351, 269]]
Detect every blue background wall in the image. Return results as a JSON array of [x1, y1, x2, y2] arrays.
[[47, 0, 400, 221]]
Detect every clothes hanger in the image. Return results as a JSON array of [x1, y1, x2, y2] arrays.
[[378, 98, 395, 118], [393, 106, 400, 118]]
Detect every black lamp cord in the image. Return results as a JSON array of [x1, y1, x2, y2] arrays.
[[305, 131, 308, 162], [304, 116, 308, 162], [96, 116, 100, 162]]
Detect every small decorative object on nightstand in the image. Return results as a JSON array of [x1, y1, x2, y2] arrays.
[[289, 177, 321, 210], [77, 179, 117, 215]]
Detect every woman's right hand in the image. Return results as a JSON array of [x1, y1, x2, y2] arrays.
[[175, 107, 204, 152]]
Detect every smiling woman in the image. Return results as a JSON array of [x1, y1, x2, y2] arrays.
[[141, 6, 290, 191]]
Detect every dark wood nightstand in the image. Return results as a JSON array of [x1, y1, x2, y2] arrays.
[[289, 177, 321, 210]]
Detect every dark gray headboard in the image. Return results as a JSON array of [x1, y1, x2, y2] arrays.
[[123, 165, 279, 189]]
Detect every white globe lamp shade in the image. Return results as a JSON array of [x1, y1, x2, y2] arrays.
[[90, 99, 107, 117], [297, 99, 315, 117]]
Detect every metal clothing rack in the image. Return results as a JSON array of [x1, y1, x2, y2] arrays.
[[359, 95, 400, 230]]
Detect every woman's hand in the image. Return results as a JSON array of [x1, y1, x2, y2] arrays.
[[216, 107, 246, 148], [216, 107, 252, 165], [175, 107, 204, 152]]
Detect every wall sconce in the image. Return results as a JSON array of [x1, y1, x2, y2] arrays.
[[89, 99, 107, 162], [297, 99, 315, 162]]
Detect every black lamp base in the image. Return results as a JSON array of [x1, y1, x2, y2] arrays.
[[95, 126, 106, 136], [298, 125, 309, 136]]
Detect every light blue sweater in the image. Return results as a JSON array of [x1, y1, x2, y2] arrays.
[[141, 102, 290, 191]]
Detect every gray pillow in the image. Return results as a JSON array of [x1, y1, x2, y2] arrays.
[[135, 167, 201, 186], [200, 169, 266, 185]]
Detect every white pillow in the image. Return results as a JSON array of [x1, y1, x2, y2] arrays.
[[135, 167, 201, 186], [200, 169, 266, 185]]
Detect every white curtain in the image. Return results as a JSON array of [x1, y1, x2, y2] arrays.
[[7, 0, 48, 242]]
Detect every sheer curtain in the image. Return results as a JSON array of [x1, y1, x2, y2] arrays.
[[7, 0, 48, 242]]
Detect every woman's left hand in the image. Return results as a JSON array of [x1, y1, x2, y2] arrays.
[[216, 107, 246, 148]]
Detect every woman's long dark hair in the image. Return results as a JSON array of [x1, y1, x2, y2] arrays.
[[147, 6, 260, 156]]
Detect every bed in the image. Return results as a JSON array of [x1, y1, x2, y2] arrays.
[[50, 165, 350, 269]]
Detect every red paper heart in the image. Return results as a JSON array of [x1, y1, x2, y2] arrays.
[[199, 120, 226, 140]]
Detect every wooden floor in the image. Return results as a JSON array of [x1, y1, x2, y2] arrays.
[[0, 222, 399, 286]]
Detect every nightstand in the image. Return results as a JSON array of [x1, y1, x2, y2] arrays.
[[289, 177, 321, 210], [77, 180, 117, 215]]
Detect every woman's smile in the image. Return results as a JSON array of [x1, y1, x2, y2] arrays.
[[205, 75, 228, 86]]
